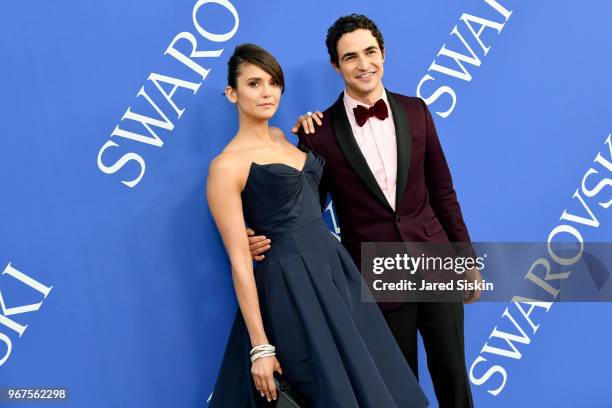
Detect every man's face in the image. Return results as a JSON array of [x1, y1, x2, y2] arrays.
[[333, 29, 384, 103]]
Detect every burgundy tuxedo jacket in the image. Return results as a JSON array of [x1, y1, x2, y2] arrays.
[[298, 91, 472, 268]]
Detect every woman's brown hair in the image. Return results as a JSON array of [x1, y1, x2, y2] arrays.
[[227, 43, 285, 93]]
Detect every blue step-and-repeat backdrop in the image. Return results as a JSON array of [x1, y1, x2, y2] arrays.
[[1, 1, 611, 406]]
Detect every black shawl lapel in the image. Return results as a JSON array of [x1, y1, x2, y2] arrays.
[[387, 90, 412, 210], [330, 92, 394, 212]]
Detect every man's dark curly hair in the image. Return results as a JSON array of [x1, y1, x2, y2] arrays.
[[326, 14, 385, 66]]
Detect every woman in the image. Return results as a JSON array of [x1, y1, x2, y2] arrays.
[[207, 44, 427, 407]]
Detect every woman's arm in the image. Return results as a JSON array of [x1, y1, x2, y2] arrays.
[[206, 156, 281, 402], [207, 156, 268, 346]]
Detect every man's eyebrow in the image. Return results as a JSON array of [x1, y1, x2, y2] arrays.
[[341, 45, 379, 60]]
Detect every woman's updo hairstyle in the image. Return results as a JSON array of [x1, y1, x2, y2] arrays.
[[227, 43, 285, 93]]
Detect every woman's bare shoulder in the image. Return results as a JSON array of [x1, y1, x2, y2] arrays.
[[270, 126, 287, 141], [210, 150, 245, 175], [208, 148, 254, 193]]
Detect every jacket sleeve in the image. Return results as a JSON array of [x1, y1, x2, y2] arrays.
[[297, 130, 330, 212], [421, 98, 473, 248]]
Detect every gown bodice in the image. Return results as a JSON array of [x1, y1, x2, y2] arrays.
[[241, 150, 325, 241]]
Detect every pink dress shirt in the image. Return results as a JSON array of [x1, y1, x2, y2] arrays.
[[343, 88, 398, 210]]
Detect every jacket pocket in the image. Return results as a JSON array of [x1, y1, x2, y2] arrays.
[[424, 216, 444, 237]]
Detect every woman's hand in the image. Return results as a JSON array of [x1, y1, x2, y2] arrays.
[[251, 355, 283, 402]]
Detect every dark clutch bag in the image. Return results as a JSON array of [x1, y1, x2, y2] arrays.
[[273, 375, 306, 408]]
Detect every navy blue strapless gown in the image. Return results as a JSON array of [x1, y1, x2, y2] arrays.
[[209, 150, 428, 408]]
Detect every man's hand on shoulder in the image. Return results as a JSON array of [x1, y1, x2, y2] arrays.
[[291, 111, 323, 135]]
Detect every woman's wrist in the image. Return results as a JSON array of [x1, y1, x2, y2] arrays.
[[250, 344, 276, 363], [250, 336, 269, 348]]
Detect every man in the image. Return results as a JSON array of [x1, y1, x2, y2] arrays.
[[249, 14, 480, 407]]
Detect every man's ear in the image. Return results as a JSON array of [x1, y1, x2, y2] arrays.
[[331, 61, 341, 74], [225, 86, 237, 103]]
